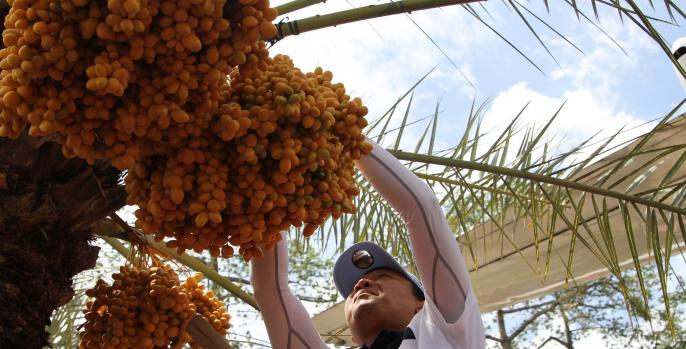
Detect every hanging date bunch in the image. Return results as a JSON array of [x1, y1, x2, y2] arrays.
[[0, 0, 372, 259], [182, 273, 231, 348], [0, 0, 277, 168], [80, 265, 230, 349], [222, 55, 373, 258], [127, 55, 372, 260]]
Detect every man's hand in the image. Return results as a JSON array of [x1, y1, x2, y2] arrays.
[[186, 314, 233, 349]]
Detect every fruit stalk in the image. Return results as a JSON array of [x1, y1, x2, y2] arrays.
[[272, 0, 481, 40], [275, 0, 327, 16]]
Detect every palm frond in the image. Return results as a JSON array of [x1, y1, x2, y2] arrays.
[[403, 13, 477, 89]]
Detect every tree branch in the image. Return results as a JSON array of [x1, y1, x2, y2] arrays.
[[296, 294, 338, 303], [502, 299, 558, 314], [560, 307, 574, 349], [485, 335, 504, 343], [535, 336, 569, 349], [576, 301, 622, 310], [509, 302, 560, 339], [497, 309, 509, 341]]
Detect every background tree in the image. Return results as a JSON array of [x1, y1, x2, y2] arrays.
[[484, 261, 686, 349]]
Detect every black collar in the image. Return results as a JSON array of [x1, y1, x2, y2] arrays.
[[360, 328, 416, 349]]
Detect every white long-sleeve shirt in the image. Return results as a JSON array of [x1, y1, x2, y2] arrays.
[[250, 140, 485, 349]]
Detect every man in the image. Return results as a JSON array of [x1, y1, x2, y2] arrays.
[[250, 139, 485, 348]]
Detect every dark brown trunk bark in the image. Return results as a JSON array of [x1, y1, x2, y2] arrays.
[[0, 133, 125, 348]]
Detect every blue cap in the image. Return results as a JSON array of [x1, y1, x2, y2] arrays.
[[333, 241, 423, 299]]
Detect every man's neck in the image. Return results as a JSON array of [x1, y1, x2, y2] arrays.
[[361, 329, 404, 349], [356, 312, 416, 346], [358, 329, 382, 346]]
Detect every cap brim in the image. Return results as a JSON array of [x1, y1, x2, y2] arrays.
[[333, 242, 422, 299]]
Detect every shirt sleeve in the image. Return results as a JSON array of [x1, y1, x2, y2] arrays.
[[250, 234, 329, 349], [354, 139, 482, 327], [418, 290, 485, 349]]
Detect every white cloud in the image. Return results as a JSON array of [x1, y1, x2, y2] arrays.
[[549, 11, 659, 101], [483, 12, 669, 164], [480, 82, 651, 163]]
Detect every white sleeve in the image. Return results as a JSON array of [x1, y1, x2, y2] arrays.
[[354, 139, 482, 327], [250, 235, 329, 349], [419, 290, 485, 348]]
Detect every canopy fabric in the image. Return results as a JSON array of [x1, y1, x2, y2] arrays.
[[312, 115, 686, 346]]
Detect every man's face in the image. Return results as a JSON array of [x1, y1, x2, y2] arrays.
[[343, 268, 423, 344]]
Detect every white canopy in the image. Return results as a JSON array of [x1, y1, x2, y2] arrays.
[[312, 115, 686, 346]]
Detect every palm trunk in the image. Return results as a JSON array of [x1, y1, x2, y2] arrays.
[[0, 133, 125, 348]]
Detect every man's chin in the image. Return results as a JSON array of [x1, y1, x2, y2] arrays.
[[352, 297, 381, 320], [349, 299, 385, 344]]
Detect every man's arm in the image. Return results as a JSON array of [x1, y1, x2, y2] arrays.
[[250, 234, 329, 349], [355, 139, 474, 323]]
